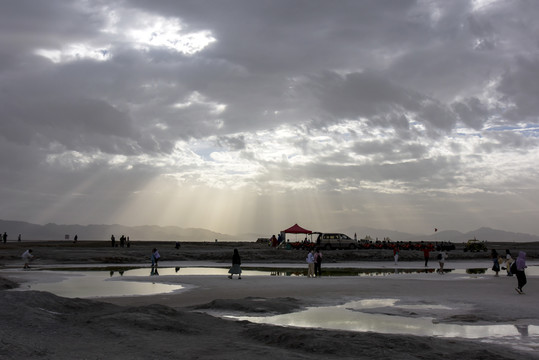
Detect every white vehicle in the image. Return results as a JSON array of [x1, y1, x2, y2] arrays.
[[315, 233, 357, 250]]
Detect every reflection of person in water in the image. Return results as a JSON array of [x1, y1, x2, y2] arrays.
[[515, 324, 529, 337]]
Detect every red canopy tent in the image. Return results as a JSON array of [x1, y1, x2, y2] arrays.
[[279, 224, 314, 248], [282, 223, 312, 234]]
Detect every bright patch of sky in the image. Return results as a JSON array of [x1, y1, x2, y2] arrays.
[[101, 6, 216, 55], [2, 0, 539, 236], [35, 44, 111, 63], [471, 0, 499, 12], [35, 3, 215, 64], [172, 92, 227, 115]]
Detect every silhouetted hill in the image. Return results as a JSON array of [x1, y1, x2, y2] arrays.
[[339, 225, 539, 243], [0, 220, 234, 242], [1, 220, 538, 243]]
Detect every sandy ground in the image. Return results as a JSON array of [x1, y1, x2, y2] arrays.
[[1, 241, 538, 359]]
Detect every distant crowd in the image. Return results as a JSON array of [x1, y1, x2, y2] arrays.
[[110, 234, 131, 248], [1, 232, 21, 243]]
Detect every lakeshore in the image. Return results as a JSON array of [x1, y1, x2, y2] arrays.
[[1, 241, 538, 359]]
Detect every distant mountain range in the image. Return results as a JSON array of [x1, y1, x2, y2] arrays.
[[0, 219, 235, 242], [340, 226, 539, 243], [1, 219, 538, 243]]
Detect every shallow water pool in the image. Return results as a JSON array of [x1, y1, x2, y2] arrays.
[[226, 298, 539, 352], [10, 270, 184, 298], [5, 265, 537, 299], [5, 266, 538, 353]]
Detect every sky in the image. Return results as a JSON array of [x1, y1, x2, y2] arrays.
[[1, 0, 539, 237]]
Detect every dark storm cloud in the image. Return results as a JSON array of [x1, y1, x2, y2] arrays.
[[130, 0, 419, 71], [497, 57, 539, 122], [452, 97, 489, 130], [2, 97, 138, 152], [0, 0, 107, 70], [0, 0, 538, 235], [308, 71, 422, 119]]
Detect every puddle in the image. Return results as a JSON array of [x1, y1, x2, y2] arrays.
[[104, 267, 269, 277], [5, 266, 539, 353], [111, 266, 493, 277], [7, 267, 272, 298], [225, 299, 539, 351], [10, 270, 184, 299], [4, 265, 537, 299]]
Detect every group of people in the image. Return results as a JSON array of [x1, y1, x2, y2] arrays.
[[146, 247, 244, 279], [491, 249, 514, 277], [110, 234, 130, 248], [2, 233, 25, 242], [268, 234, 286, 247], [18, 242, 529, 295], [491, 249, 528, 294], [394, 245, 448, 274], [227, 247, 324, 280], [306, 248, 323, 277]]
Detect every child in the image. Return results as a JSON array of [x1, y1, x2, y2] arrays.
[[22, 249, 34, 269]]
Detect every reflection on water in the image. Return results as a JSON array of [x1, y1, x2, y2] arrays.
[[9, 265, 537, 300], [90, 267, 457, 277], [267, 268, 444, 277], [226, 299, 539, 350], [516, 325, 529, 337], [465, 268, 487, 274], [39, 265, 539, 277], [16, 270, 183, 298]]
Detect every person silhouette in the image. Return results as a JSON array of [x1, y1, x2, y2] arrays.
[[228, 249, 242, 279]]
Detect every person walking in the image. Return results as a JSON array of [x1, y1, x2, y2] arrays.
[[306, 250, 315, 278], [22, 249, 34, 269], [514, 251, 527, 294], [491, 249, 500, 276], [393, 246, 399, 265], [228, 248, 242, 279], [437, 250, 447, 274], [151, 248, 160, 267], [314, 248, 323, 277], [423, 246, 431, 267]]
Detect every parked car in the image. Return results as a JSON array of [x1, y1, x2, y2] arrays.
[[315, 233, 357, 250]]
